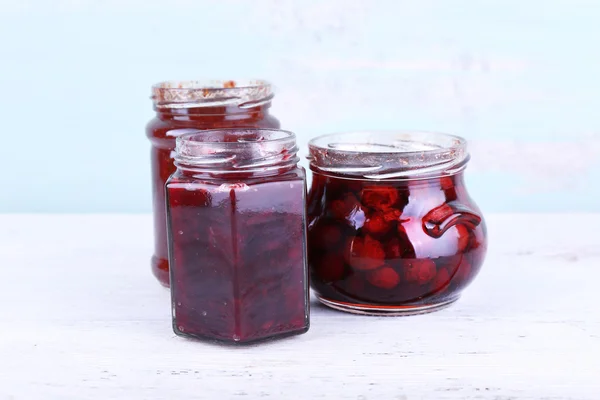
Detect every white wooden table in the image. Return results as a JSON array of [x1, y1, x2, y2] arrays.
[[1, 214, 599, 399]]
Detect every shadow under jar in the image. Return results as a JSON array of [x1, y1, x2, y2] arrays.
[[166, 128, 309, 343], [307, 131, 487, 316], [147, 80, 280, 287]]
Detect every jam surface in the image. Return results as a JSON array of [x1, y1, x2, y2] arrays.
[[166, 170, 309, 343], [307, 172, 487, 312], [147, 105, 280, 287]]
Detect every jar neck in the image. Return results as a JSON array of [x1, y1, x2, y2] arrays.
[[310, 167, 466, 185], [175, 163, 299, 180], [308, 131, 469, 181], [154, 103, 272, 121], [151, 79, 274, 122], [174, 128, 300, 180]]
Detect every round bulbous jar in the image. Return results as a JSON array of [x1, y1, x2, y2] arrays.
[[307, 131, 487, 315], [147, 80, 280, 287]]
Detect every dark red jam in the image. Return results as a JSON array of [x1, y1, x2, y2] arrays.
[[147, 80, 280, 287], [307, 132, 487, 315], [166, 129, 309, 343]]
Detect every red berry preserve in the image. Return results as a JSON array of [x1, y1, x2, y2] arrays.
[[147, 80, 280, 287], [307, 132, 487, 315], [166, 128, 309, 343]]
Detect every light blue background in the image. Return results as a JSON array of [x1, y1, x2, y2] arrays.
[[1, 0, 599, 213]]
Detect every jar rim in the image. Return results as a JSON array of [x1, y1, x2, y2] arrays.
[[177, 128, 296, 146], [308, 131, 469, 180], [151, 79, 274, 109]]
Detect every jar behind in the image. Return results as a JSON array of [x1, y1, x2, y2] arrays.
[[166, 128, 309, 343], [307, 132, 487, 315], [146, 80, 280, 287]]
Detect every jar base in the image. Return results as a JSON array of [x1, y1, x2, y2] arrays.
[[316, 295, 459, 316], [173, 324, 310, 345], [151, 256, 170, 288]]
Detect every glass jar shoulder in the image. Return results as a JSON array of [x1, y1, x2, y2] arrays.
[[145, 117, 216, 142], [146, 109, 281, 141], [307, 173, 486, 257], [167, 166, 304, 185], [167, 167, 306, 209], [309, 173, 478, 216]]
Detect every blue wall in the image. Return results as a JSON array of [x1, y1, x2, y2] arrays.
[[1, 0, 598, 213]]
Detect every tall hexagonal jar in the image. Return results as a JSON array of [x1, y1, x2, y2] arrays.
[[166, 128, 309, 343]]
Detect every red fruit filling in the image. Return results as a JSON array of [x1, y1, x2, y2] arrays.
[[346, 235, 386, 271], [433, 268, 451, 292], [167, 175, 309, 343], [367, 266, 400, 289], [308, 174, 486, 308], [330, 193, 362, 220], [404, 259, 437, 285], [362, 212, 391, 235], [440, 176, 454, 190], [316, 253, 346, 282], [384, 235, 415, 259], [361, 186, 399, 210], [383, 208, 402, 222], [310, 221, 343, 249], [456, 224, 470, 252]]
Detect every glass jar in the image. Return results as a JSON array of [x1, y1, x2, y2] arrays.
[[166, 128, 309, 343], [307, 131, 487, 315], [147, 80, 280, 287]]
